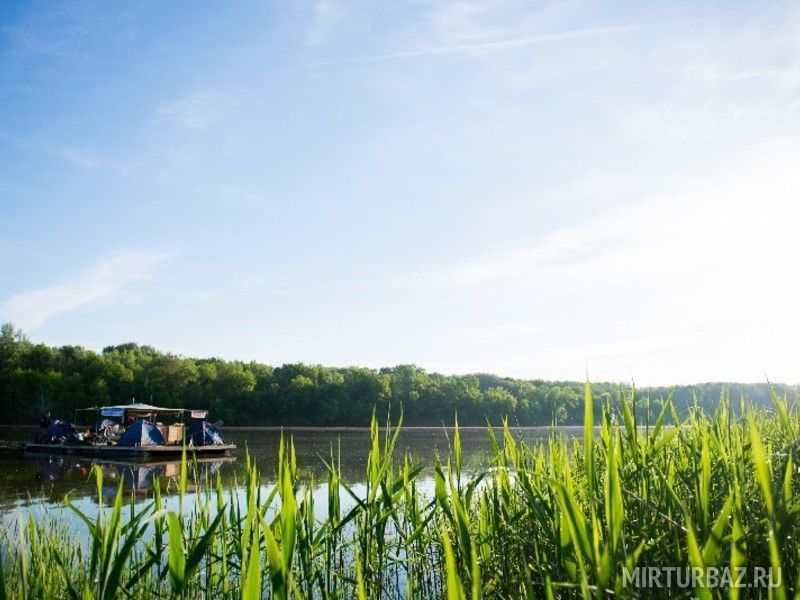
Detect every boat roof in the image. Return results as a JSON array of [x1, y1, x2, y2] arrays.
[[106, 403, 179, 411], [76, 403, 207, 415]]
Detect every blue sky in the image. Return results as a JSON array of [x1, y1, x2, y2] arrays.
[[2, 1, 799, 384]]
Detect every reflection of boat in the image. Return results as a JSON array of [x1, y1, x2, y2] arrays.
[[25, 454, 236, 496], [98, 457, 235, 496], [24, 403, 236, 458]]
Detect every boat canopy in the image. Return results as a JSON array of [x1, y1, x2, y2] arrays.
[[76, 404, 208, 419]]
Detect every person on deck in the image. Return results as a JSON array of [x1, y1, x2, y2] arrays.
[[39, 411, 51, 437]]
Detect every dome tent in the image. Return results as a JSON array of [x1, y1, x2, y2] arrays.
[[36, 420, 78, 444], [117, 420, 165, 447], [188, 420, 224, 446]]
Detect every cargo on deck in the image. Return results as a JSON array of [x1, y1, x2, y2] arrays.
[[24, 403, 236, 458]]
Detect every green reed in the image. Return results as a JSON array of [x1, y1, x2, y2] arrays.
[[0, 386, 798, 598]]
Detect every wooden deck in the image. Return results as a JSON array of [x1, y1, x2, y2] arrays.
[[23, 443, 236, 458]]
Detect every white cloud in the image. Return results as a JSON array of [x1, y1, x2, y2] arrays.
[[156, 91, 234, 131], [0, 129, 115, 170], [195, 184, 267, 206], [301, 24, 639, 68], [1, 251, 170, 330], [305, 0, 360, 45], [47, 145, 105, 169], [396, 138, 800, 383], [403, 139, 800, 293], [424, 321, 551, 342]]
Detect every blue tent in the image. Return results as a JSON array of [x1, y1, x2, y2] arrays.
[[36, 420, 78, 444], [188, 420, 224, 446], [117, 420, 165, 447]]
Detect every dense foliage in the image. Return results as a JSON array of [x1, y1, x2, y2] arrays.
[[0, 323, 795, 426], [1, 389, 798, 598]]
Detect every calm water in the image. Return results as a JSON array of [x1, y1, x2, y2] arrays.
[[0, 426, 581, 527]]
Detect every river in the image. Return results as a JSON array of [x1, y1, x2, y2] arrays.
[[0, 425, 582, 527]]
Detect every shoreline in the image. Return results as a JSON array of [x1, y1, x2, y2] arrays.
[[0, 423, 584, 431]]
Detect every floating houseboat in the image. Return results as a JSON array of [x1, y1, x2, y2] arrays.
[[24, 403, 236, 458]]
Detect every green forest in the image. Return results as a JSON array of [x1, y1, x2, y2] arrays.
[[0, 323, 795, 426]]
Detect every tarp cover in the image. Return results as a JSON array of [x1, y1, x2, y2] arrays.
[[36, 420, 78, 444], [94, 418, 117, 433], [100, 407, 125, 417], [117, 420, 165, 447], [188, 421, 224, 446]]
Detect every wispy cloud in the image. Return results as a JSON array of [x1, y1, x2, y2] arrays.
[[0, 129, 115, 170], [396, 202, 636, 288], [1, 251, 171, 330], [399, 133, 800, 292], [305, 0, 363, 46], [195, 184, 267, 207], [418, 138, 800, 377], [300, 24, 640, 68], [156, 91, 235, 131], [424, 321, 551, 343]]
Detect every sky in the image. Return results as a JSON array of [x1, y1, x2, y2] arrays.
[[1, 1, 800, 385]]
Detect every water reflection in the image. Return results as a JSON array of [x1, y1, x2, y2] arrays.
[[0, 425, 579, 510], [23, 454, 236, 501]]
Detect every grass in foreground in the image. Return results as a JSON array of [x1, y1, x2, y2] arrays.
[[1, 386, 799, 599]]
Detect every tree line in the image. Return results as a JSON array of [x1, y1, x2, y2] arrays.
[[0, 323, 795, 426]]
